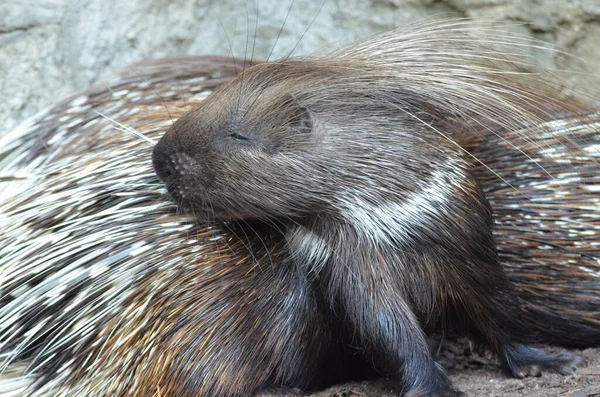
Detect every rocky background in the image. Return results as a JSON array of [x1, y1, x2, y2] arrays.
[[2, 0, 599, 132]]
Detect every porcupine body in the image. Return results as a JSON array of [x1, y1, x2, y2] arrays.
[[0, 22, 599, 397], [152, 22, 600, 397]]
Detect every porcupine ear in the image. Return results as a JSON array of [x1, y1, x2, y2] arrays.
[[287, 94, 321, 137], [294, 106, 316, 136], [295, 106, 314, 134]]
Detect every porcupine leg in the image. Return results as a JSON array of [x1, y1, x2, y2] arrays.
[[317, 247, 464, 397], [331, 281, 461, 397]]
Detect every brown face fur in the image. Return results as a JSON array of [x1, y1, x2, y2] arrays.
[[153, 62, 327, 220]]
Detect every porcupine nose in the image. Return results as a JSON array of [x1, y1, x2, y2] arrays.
[[152, 140, 176, 184], [152, 137, 209, 202]]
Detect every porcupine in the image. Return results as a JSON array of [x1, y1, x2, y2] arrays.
[[0, 21, 598, 397], [151, 22, 600, 396]]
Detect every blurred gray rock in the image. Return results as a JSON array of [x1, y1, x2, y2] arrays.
[[2, 0, 599, 131]]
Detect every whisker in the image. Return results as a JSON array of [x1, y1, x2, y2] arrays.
[[93, 110, 156, 145]]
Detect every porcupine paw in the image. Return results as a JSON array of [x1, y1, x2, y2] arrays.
[[502, 344, 583, 378]]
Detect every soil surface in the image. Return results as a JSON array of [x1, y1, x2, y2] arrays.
[[308, 340, 600, 397]]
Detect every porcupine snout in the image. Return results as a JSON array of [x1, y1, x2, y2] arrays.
[[152, 137, 211, 205]]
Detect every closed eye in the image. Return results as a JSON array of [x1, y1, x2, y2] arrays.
[[230, 133, 251, 141]]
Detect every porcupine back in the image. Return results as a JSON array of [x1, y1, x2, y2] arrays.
[[472, 115, 600, 346], [0, 22, 599, 396]]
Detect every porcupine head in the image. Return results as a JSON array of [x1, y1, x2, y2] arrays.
[[153, 27, 581, 397]]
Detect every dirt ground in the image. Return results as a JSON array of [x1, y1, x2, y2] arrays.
[[310, 340, 600, 397]]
